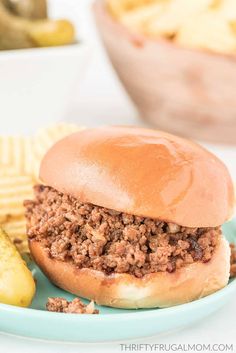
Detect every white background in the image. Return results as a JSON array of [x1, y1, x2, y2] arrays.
[[0, 1, 235, 352]]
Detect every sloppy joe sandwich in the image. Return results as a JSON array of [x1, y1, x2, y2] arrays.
[[24, 126, 234, 308]]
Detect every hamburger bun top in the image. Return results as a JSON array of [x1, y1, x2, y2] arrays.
[[40, 126, 234, 227]]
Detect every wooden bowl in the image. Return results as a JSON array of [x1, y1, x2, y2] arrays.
[[93, 0, 236, 144]]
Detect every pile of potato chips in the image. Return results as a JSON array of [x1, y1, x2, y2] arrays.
[[107, 0, 236, 54], [0, 123, 83, 254]]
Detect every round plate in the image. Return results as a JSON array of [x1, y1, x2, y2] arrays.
[[0, 220, 235, 342]]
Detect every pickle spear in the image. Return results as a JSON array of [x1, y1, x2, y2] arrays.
[[2, 0, 47, 19], [0, 3, 34, 49], [0, 228, 35, 307], [0, 0, 75, 50], [28, 19, 75, 47]]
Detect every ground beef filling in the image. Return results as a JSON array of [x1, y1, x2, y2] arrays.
[[46, 297, 99, 314], [230, 243, 236, 278], [24, 185, 220, 278]]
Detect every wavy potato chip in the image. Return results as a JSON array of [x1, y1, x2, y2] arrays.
[[0, 124, 83, 182], [32, 123, 84, 180], [214, 0, 236, 21], [0, 123, 85, 253], [175, 12, 236, 54], [2, 217, 26, 238], [120, 2, 166, 33], [145, 0, 214, 37], [0, 172, 34, 253], [107, 0, 158, 18], [33, 122, 83, 159], [0, 136, 34, 176], [1, 217, 28, 253], [0, 165, 19, 177], [0, 174, 34, 222]]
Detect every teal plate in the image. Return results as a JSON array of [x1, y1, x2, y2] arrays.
[[0, 219, 236, 342]]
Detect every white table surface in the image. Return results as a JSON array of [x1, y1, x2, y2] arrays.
[[0, 1, 236, 351]]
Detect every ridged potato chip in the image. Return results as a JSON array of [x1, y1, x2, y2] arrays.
[[0, 172, 33, 253], [107, 0, 158, 18], [145, 0, 214, 37], [0, 174, 34, 222], [1, 217, 28, 253], [175, 12, 236, 54], [32, 123, 84, 180], [120, 2, 166, 33], [2, 217, 27, 239], [0, 136, 34, 176], [0, 165, 19, 177], [214, 0, 236, 21], [0, 123, 85, 253]]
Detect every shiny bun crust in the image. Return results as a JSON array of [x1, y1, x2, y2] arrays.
[[40, 126, 234, 227], [30, 236, 230, 309]]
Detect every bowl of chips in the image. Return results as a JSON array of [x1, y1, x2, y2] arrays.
[[94, 0, 236, 144]]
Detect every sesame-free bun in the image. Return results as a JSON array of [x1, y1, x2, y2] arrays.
[[29, 236, 230, 309], [40, 126, 234, 227]]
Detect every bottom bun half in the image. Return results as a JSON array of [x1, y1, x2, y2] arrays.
[[29, 237, 230, 309]]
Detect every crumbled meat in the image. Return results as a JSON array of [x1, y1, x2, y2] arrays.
[[24, 185, 221, 278], [46, 297, 99, 314], [230, 243, 236, 278]]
